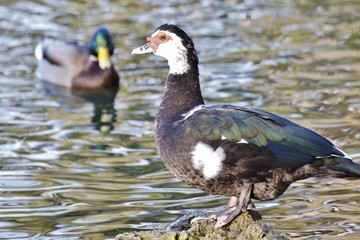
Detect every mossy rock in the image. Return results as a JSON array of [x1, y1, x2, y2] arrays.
[[115, 210, 290, 240]]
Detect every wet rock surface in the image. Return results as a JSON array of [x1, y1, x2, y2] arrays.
[[115, 210, 290, 240]]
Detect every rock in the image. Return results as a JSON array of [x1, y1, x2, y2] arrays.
[[115, 210, 290, 240]]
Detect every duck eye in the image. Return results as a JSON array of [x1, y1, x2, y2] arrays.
[[159, 34, 167, 41]]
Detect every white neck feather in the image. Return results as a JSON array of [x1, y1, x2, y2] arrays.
[[153, 31, 190, 75], [168, 53, 190, 75]]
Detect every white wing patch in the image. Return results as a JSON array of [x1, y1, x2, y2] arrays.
[[221, 135, 248, 144], [182, 105, 204, 120], [191, 142, 226, 180], [237, 139, 248, 144], [333, 146, 352, 159]]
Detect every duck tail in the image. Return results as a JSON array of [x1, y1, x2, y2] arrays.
[[324, 157, 360, 178], [34, 42, 44, 60]]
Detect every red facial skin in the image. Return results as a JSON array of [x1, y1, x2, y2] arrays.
[[147, 33, 172, 53]]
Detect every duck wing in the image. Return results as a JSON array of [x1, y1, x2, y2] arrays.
[[182, 105, 346, 169], [35, 39, 89, 87]]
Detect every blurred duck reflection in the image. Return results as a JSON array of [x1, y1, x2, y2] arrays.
[[41, 81, 118, 133]]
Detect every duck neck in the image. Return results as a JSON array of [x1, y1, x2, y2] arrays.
[[156, 66, 204, 123]]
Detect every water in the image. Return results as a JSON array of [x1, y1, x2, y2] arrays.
[[0, 0, 360, 239]]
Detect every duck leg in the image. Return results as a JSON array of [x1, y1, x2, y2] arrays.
[[228, 196, 239, 207], [191, 183, 254, 229]]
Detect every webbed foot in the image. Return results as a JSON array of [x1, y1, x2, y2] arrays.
[[191, 184, 254, 229]]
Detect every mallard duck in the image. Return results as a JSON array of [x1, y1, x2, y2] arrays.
[[35, 28, 119, 89], [132, 24, 360, 228]]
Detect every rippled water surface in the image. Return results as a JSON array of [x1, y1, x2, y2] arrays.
[[1, 0, 360, 239]]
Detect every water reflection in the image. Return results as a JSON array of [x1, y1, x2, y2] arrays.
[[41, 81, 118, 133], [0, 0, 360, 239]]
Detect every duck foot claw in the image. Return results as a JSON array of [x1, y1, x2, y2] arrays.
[[213, 205, 244, 228], [190, 205, 248, 229], [190, 214, 216, 224], [191, 184, 254, 229]]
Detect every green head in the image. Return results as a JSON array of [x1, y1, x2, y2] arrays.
[[89, 28, 115, 69]]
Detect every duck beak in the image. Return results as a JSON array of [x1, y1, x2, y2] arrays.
[[132, 42, 153, 55], [98, 46, 111, 69]]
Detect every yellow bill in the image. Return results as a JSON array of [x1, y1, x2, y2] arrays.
[[98, 46, 111, 69]]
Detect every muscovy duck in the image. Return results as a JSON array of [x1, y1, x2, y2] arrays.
[[132, 24, 360, 228]]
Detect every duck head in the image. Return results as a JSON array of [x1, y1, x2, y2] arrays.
[[89, 27, 115, 70], [132, 24, 198, 75]]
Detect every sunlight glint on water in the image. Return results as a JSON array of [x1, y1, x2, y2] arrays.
[[0, 0, 359, 239]]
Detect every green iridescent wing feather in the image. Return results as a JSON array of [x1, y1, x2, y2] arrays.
[[184, 105, 359, 174], [188, 106, 288, 146]]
